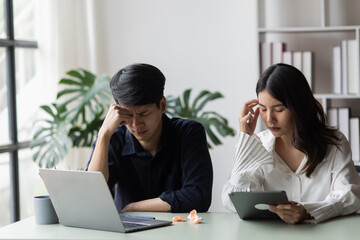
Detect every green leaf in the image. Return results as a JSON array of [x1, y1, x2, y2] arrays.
[[203, 123, 221, 146], [166, 89, 234, 147], [56, 89, 80, 99], [82, 69, 97, 84], [182, 89, 192, 112], [57, 69, 111, 124], [58, 78, 82, 86], [32, 149, 41, 162], [207, 117, 235, 137], [66, 70, 83, 80], [40, 105, 56, 118], [32, 128, 47, 140], [194, 92, 223, 116], [31, 103, 73, 168], [69, 110, 104, 147], [192, 90, 210, 110]]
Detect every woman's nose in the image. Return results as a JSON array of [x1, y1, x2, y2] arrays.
[[267, 111, 275, 123]]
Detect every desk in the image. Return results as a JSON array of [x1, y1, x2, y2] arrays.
[[0, 212, 359, 240]]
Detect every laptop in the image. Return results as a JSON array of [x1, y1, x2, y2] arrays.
[[39, 169, 172, 233], [229, 190, 289, 220]]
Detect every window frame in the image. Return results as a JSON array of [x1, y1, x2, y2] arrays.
[[0, 0, 38, 223]]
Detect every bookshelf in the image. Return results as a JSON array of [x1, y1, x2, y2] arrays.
[[257, 0, 360, 167]]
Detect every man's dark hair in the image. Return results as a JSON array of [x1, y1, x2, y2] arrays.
[[110, 63, 166, 107]]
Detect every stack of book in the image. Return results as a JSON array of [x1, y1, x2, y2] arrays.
[[328, 107, 360, 165], [332, 39, 359, 95], [260, 42, 313, 88]]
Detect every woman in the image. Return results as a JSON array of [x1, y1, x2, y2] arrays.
[[222, 63, 360, 224]]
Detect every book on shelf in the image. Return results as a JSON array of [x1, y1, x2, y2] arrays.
[[302, 51, 312, 89], [341, 40, 348, 94], [350, 117, 360, 163], [331, 39, 359, 95], [260, 42, 312, 89], [338, 107, 350, 141], [327, 108, 338, 128], [347, 39, 359, 95], [293, 51, 302, 72], [291, 51, 313, 89], [260, 42, 272, 74], [327, 107, 360, 163], [332, 45, 342, 94], [272, 42, 286, 65], [282, 51, 292, 65]]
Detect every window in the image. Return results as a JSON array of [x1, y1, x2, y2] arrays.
[[0, 153, 10, 226], [0, 0, 38, 226]]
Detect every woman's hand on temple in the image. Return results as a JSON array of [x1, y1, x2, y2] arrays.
[[238, 99, 260, 135]]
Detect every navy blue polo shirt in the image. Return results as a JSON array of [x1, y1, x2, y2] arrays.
[[87, 114, 213, 213]]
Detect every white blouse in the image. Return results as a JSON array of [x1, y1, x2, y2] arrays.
[[222, 130, 360, 224]]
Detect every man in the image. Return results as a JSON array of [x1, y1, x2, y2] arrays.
[[87, 63, 213, 213]]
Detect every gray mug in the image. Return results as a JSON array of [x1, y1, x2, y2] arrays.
[[33, 195, 59, 224]]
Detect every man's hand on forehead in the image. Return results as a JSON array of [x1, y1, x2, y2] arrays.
[[113, 104, 131, 115]]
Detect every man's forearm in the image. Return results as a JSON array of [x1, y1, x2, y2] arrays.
[[121, 198, 171, 212], [87, 133, 111, 181]]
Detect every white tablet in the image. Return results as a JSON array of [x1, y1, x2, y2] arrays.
[[229, 191, 289, 220]]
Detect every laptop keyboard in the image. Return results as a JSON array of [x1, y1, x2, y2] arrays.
[[122, 221, 148, 230]]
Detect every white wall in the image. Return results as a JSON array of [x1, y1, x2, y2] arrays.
[[90, 0, 259, 212]]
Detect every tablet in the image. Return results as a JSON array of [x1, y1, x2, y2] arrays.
[[229, 191, 289, 220]]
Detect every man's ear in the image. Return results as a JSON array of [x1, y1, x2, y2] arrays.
[[160, 96, 166, 113]]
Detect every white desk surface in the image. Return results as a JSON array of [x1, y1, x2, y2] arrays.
[[0, 212, 359, 240]]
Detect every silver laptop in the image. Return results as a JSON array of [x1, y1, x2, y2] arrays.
[[39, 169, 172, 233], [229, 190, 289, 220]]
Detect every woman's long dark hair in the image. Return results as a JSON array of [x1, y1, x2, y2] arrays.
[[257, 63, 340, 177]]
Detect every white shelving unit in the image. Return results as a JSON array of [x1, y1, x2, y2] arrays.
[[257, 0, 360, 167], [257, 0, 360, 115]]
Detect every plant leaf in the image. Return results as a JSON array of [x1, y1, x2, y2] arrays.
[[31, 103, 73, 168], [194, 92, 223, 116], [191, 90, 210, 110], [56, 69, 111, 124], [58, 78, 82, 86], [166, 89, 234, 147], [66, 70, 84, 80], [182, 89, 192, 113], [57, 89, 80, 99], [39, 105, 56, 118]]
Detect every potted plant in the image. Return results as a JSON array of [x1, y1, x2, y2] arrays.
[[166, 88, 235, 148], [31, 69, 112, 168]]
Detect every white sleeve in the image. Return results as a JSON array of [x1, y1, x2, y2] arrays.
[[222, 132, 273, 211], [301, 135, 360, 224]]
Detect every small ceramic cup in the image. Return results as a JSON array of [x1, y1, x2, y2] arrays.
[[33, 195, 59, 224]]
